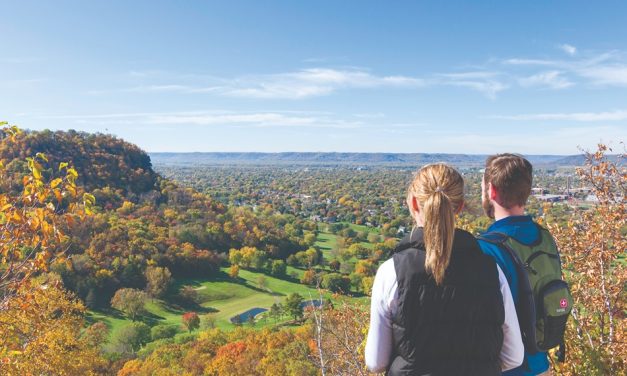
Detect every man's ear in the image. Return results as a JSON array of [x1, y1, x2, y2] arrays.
[[488, 182, 499, 202]]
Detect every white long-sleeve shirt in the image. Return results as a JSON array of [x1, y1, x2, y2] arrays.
[[365, 259, 524, 373]]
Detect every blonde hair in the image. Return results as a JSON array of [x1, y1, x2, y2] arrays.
[[407, 163, 464, 285]]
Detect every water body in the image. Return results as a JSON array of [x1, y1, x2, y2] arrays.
[[231, 300, 323, 323], [230, 307, 268, 323]]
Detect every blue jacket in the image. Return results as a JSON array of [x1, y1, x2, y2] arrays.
[[478, 215, 550, 376]]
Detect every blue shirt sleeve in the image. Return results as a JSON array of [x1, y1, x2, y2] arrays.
[[477, 240, 519, 304]]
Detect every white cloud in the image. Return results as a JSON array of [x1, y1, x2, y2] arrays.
[[558, 44, 577, 56], [518, 71, 574, 89], [435, 72, 508, 99], [222, 68, 426, 99], [577, 64, 627, 86], [39, 111, 363, 129], [501, 51, 627, 87], [488, 109, 627, 121], [96, 68, 426, 99], [503, 58, 560, 66], [92, 48, 627, 100]]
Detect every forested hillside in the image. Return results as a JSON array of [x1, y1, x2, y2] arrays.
[[150, 151, 583, 167], [0, 130, 158, 195], [0, 129, 309, 306], [1, 127, 623, 375]]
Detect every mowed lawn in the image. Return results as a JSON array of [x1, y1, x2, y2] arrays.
[[89, 266, 333, 342], [89, 226, 377, 344]]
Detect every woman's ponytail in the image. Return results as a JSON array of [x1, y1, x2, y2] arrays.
[[422, 190, 455, 285], [407, 164, 464, 285]]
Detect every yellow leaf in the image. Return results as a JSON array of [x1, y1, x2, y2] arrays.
[[50, 178, 62, 188], [54, 189, 63, 203]]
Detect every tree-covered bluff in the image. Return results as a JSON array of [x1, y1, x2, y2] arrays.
[[0, 130, 308, 309], [0, 129, 158, 196]]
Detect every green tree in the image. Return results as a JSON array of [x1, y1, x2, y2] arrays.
[[151, 324, 178, 341], [114, 322, 151, 353], [285, 293, 304, 321], [303, 232, 317, 246], [110, 288, 147, 321], [348, 243, 369, 259], [270, 259, 287, 277], [322, 273, 351, 294], [257, 275, 267, 290], [270, 302, 283, 323]]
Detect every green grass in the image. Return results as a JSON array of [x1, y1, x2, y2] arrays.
[[89, 267, 336, 345], [90, 227, 379, 348], [315, 231, 338, 262]]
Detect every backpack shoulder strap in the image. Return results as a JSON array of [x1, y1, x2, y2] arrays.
[[477, 231, 509, 245], [478, 231, 525, 266]]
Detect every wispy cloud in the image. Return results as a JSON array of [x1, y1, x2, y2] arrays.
[[93, 68, 426, 99], [558, 44, 577, 56], [577, 64, 627, 86], [435, 72, 508, 99], [518, 71, 573, 89], [502, 50, 627, 87], [503, 58, 560, 66], [91, 48, 627, 100], [487, 109, 627, 121], [39, 111, 363, 129], [222, 68, 426, 99]]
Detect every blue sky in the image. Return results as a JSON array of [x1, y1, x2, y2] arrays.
[[1, 1, 626, 154]]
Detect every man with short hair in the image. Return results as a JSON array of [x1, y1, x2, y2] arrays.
[[478, 153, 551, 376]]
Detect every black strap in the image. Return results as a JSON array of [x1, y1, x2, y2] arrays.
[[556, 342, 566, 363]]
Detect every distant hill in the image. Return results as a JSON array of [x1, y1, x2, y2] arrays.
[[150, 152, 585, 168]]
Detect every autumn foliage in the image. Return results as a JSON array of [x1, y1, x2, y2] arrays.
[[0, 282, 107, 375], [182, 311, 200, 333], [547, 144, 626, 375], [0, 123, 105, 373], [117, 327, 316, 375]]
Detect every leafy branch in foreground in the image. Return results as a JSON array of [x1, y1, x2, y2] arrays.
[[547, 143, 626, 375], [0, 122, 94, 307]]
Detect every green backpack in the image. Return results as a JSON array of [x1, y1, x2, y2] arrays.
[[480, 224, 573, 355]]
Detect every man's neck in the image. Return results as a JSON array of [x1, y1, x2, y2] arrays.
[[493, 205, 525, 221]]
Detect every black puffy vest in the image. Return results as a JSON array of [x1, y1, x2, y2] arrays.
[[388, 228, 504, 376]]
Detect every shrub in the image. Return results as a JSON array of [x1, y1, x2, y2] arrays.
[[321, 273, 351, 294], [270, 259, 287, 277], [151, 324, 178, 341], [113, 322, 151, 353]]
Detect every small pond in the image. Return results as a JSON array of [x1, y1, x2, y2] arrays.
[[230, 307, 268, 323]]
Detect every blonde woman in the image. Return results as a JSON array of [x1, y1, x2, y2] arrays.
[[365, 164, 523, 375]]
